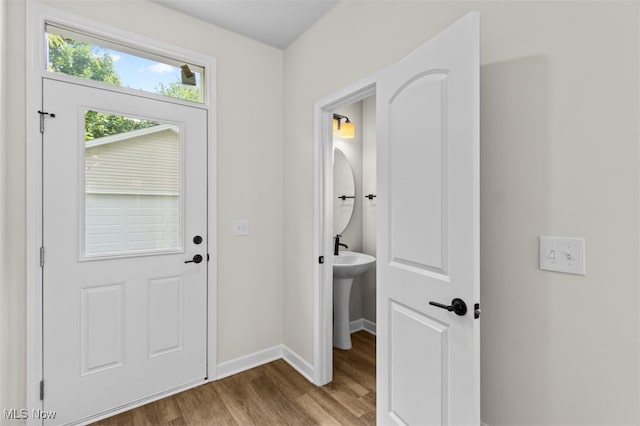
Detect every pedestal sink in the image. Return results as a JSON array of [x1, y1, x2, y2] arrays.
[[333, 251, 376, 350]]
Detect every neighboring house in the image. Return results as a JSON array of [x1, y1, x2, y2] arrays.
[[84, 124, 180, 255]]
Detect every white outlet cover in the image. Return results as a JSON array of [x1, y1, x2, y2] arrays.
[[233, 219, 249, 236], [539, 236, 585, 275]]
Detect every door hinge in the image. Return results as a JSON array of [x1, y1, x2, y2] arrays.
[[318, 256, 324, 264], [39, 380, 44, 400], [37, 110, 56, 134], [40, 247, 45, 267]]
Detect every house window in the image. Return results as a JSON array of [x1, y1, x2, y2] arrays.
[[45, 23, 204, 103]]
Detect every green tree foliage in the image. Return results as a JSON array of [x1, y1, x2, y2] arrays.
[[48, 34, 121, 86], [48, 35, 157, 140], [84, 111, 158, 140], [156, 81, 200, 103]]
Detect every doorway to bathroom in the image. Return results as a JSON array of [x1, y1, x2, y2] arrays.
[[312, 79, 377, 388], [330, 98, 378, 355], [313, 11, 480, 424], [327, 95, 376, 388]]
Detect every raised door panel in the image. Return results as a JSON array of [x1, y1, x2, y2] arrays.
[[148, 276, 184, 358], [80, 283, 125, 376], [389, 302, 449, 425], [389, 72, 449, 277]]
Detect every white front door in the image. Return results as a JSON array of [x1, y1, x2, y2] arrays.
[[376, 12, 480, 425], [42, 78, 208, 425]]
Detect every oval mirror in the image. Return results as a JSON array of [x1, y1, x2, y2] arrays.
[[333, 148, 355, 235]]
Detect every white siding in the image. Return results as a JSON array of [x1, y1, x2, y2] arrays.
[[84, 128, 181, 256], [85, 128, 179, 196], [85, 193, 179, 256]]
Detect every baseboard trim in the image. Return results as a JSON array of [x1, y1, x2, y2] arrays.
[[216, 344, 315, 384], [216, 345, 282, 380], [282, 345, 315, 383], [350, 318, 377, 335]]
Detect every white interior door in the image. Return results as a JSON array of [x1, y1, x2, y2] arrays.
[[42, 78, 208, 425], [376, 12, 480, 425]]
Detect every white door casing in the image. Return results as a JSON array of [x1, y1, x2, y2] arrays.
[[376, 12, 480, 425], [42, 78, 208, 425]]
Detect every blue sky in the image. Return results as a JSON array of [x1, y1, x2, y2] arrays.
[[105, 47, 198, 94]]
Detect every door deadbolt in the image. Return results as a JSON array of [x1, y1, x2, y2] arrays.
[[193, 235, 203, 244]]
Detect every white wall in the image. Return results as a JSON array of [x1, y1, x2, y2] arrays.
[[2, 0, 27, 414], [1, 0, 284, 413], [283, 2, 640, 424], [0, 0, 11, 415]]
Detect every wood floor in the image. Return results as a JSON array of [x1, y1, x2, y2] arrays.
[[92, 331, 376, 426]]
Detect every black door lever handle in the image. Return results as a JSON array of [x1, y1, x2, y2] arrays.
[[185, 254, 203, 264], [429, 298, 468, 316]]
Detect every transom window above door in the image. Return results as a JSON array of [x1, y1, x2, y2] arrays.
[[45, 22, 205, 103]]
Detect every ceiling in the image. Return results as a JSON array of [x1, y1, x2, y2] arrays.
[[151, 0, 338, 49]]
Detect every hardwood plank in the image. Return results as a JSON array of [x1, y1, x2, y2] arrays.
[[318, 380, 369, 418], [294, 393, 343, 426], [332, 372, 369, 398], [262, 359, 314, 400], [248, 374, 317, 425], [333, 357, 376, 395], [358, 391, 377, 415], [305, 387, 368, 426], [214, 380, 261, 425]]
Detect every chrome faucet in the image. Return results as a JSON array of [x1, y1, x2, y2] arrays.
[[334, 234, 348, 256]]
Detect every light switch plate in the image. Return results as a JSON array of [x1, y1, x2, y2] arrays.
[[539, 236, 585, 275], [233, 219, 249, 236]]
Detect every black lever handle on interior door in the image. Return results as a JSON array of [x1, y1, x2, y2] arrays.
[[185, 254, 203, 264], [429, 298, 468, 316]]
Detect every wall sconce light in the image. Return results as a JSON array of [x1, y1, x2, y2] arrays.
[[333, 114, 355, 139]]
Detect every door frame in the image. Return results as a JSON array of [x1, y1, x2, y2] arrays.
[[312, 74, 378, 385], [25, 2, 218, 422]]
